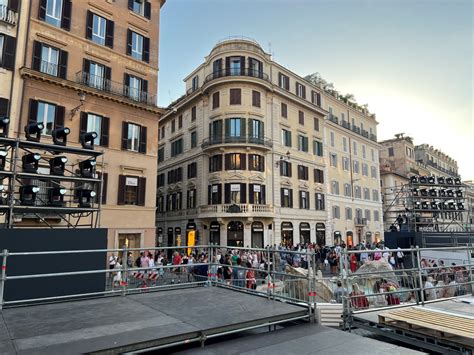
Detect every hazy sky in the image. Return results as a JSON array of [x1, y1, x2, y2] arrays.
[[158, 0, 473, 179]]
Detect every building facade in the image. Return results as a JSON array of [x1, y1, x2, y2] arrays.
[[414, 144, 459, 178], [2, 0, 165, 251]]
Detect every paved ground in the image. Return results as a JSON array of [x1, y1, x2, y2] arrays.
[[0, 287, 307, 354], [174, 323, 425, 355]]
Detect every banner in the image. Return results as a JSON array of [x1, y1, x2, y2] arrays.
[[187, 230, 195, 256]]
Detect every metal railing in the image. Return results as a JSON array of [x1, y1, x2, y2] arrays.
[[0, 5, 17, 25], [199, 204, 274, 214], [328, 115, 338, 124], [204, 68, 270, 84], [75, 71, 157, 106], [38, 60, 59, 77], [201, 135, 273, 149], [354, 217, 367, 226]]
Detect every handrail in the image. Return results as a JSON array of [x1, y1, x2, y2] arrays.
[[201, 135, 273, 148], [204, 68, 270, 84]]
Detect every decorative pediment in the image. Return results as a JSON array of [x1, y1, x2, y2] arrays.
[[298, 182, 309, 190], [208, 175, 222, 184], [249, 174, 265, 183], [314, 185, 324, 192], [225, 173, 246, 182], [281, 179, 292, 187], [187, 181, 196, 189]]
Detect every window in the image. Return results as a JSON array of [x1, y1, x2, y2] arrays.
[[315, 193, 325, 210], [44, 0, 63, 27], [36, 101, 57, 135], [92, 13, 106, 45], [332, 205, 340, 219], [118, 175, 146, 206], [372, 189, 379, 201], [342, 157, 350, 171], [281, 129, 291, 147], [311, 91, 321, 106], [32, 41, 68, 79], [365, 209, 371, 221], [228, 118, 242, 138], [127, 123, 140, 152], [298, 135, 308, 152], [362, 145, 366, 159], [281, 188, 293, 208], [224, 183, 246, 204], [299, 191, 309, 209], [362, 163, 368, 176], [208, 184, 221, 205], [85, 11, 113, 48], [229, 88, 241, 105], [345, 207, 352, 220], [314, 168, 324, 183], [187, 162, 197, 179], [280, 161, 292, 177], [126, 74, 147, 102], [374, 210, 380, 222], [344, 183, 351, 197], [343, 137, 347, 152], [212, 92, 219, 109], [178, 115, 183, 129], [248, 57, 263, 77], [127, 29, 149, 62], [0, 35, 4, 68], [249, 184, 265, 204], [297, 165, 308, 180], [281, 102, 287, 118], [330, 153, 337, 167], [228, 56, 242, 76], [331, 181, 339, 195], [192, 75, 199, 91], [278, 73, 290, 90], [225, 153, 246, 170], [388, 147, 394, 157], [353, 160, 360, 174], [81, 59, 111, 90], [167, 168, 182, 184], [330, 131, 335, 147], [363, 188, 370, 200], [171, 119, 175, 133], [353, 141, 358, 155], [158, 147, 164, 162], [81, 112, 110, 147], [40, 44, 59, 76], [252, 90, 261, 107], [313, 117, 319, 131], [130, 0, 151, 19], [190, 131, 197, 148], [210, 119, 222, 143], [248, 154, 264, 171], [371, 148, 375, 162], [209, 155, 222, 172], [170, 138, 183, 157], [187, 189, 196, 209], [355, 208, 362, 219], [157, 173, 165, 187], [354, 186, 361, 199], [298, 110, 304, 125], [296, 82, 306, 98], [313, 140, 323, 157]]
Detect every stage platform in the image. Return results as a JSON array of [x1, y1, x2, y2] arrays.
[[0, 287, 309, 354]]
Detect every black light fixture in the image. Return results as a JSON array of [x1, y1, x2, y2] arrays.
[[52, 127, 71, 146], [419, 176, 428, 184], [49, 156, 68, 176], [80, 131, 98, 150], [454, 177, 461, 185], [0, 149, 7, 171], [447, 201, 456, 210], [77, 189, 96, 208], [446, 177, 454, 185], [446, 189, 454, 197], [414, 201, 421, 210], [421, 201, 430, 210], [79, 158, 96, 178], [0, 183, 6, 205], [19, 185, 40, 205], [457, 202, 465, 210], [22, 153, 41, 173], [410, 176, 419, 184], [455, 189, 463, 198], [439, 189, 446, 197], [48, 187, 67, 207], [24, 122, 44, 142], [420, 188, 428, 197], [412, 188, 419, 197], [428, 189, 437, 197], [437, 176, 445, 184], [0, 117, 9, 137], [430, 202, 438, 210], [427, 176, 436, 184]]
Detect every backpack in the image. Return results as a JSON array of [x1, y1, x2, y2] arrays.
[[135, 257, 141, 267]]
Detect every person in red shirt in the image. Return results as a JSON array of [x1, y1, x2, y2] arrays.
[[350, 252, 358, 273], [172, 252, 182, 272]]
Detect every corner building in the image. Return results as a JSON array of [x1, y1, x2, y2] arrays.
[[157, 39, 329, 248], [4, 0, 165, 251]]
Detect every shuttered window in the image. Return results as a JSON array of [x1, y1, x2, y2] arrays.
[[79, 112, 109, 147], [39, 0, 71, 30], [121, 122, 147, 153], [212, 92, 220, 109], [314, 169, 324, 183], [229, 88, 241, 105], [0, 34, 16, 70], [281, 102, 287, 118], [128, 0, 151, 19], [281, 188, 293, 208], [28, 99, 64, 136], [126, 29, 149, 62], [117, 175, 146, 206], [252, 90, 261, 108]]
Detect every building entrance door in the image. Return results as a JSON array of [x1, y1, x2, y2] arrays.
[[227, 221, 244, 247], [281, 222, 293, 247], [251, 221, 264, 248], [209, 221, 220, 245], [299, 223, 310, 245]]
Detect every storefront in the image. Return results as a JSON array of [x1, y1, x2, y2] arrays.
[[186, 222, 197, 248], [281, 222, 293, 246], [209, 221, 220, 245], [316, 223, 326, 246], [227, 221, 244, 247], [299, 222, 310, 245], [365, 231, 372, 244], [334, 231, 342, 246], [346, 231, 354, 247], [156, 227, 163, 246], [251, 221, 264, 248]]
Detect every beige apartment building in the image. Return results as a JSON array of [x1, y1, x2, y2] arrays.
[[1, 0, 165, 251], [414, 144, 459, 178], [156, 38, 328, 248]]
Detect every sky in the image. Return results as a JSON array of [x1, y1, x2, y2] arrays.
[[158, 0, 473, 180]]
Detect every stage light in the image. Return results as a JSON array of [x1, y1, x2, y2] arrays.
[[19, 185, 40, 205], [457, 203, 464, 210], [79, 158, 96, 178], [410, 176, 419, 184], [24, 122, 44, 142], [437, 176, 445, 184], [446, 189, 454, 198], [0, 117, 9, 137], [430, 202, 438, 210], [412, 188, 419, 197], [421, 201, 430, 210], [0, 183, 6, 205], [439, 189, 446, 197], [414, 201, 421, 210], [420, 188, 428, 197], [447, 201, 456, 210], [80, 131, 98, 150], [419, 176, 428, 184], [77, 189, 96, 208], [446, 177, 454, 185], [49, 156, 68, 176], [454, 177, 461, 185], [455, 190, 463, 198], [0, 149, 7, 171], [427, 176, 435, 184], [21, 153, 41, 173], [48, 187, 67, 207], [52, 127, 70, 146], [428, 189, 437, 197]]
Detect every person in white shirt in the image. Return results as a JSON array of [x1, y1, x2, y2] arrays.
[[424, 277, 437, 301], [396, 247, 405, 269]]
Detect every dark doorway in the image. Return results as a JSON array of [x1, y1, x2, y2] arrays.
[[227, 221, 244, 247], [316, 223, 326, 246], [299, 222, 310, 245], [251, 221, 264, 248], [281, 222, 293, 247], [209, 221, 220, 245]]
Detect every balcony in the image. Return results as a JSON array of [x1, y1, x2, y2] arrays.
[[0, 5, 17, 25], [354, 217, 367, 226], [369, 133, 377, 142], [328, 114, 339, 124], [201, 135, 273, 150], [351, 125, 361, 135], [341, 120, 350, 129], [75, 71, 157, 106], [361, 129, 369, 138], [199, 204, 274, 218], [204, 68, 270, 84]]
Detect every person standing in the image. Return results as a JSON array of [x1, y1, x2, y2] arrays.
[[396, 247, 405, 269]]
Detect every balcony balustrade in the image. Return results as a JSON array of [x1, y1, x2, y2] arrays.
[[201, 135, 273, 149], [199, 204, 274, 216], [354, 217, 367, 226], [0, 5, 17, 25], [204, 68, 270, 84]]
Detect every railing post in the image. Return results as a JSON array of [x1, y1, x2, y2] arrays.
[[410, 246, 419, 305], [306, 248, 312, 322], [467, 244, 473, 296], [121, 245, 128, 296], [266, 246, 271, 301], [415, 246, 425, 305], [312, 250, 317, 323], [0, 249, 8, 310]]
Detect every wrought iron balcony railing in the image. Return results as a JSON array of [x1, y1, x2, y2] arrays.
[[39, 60, 59, 77], [354, 217, 367, 226], [0, 5, 17, 25], [328, 114, 339, 124], [204, 68, 270, 84], [75, 71, 156, 106], [201, 135, 273, 149]]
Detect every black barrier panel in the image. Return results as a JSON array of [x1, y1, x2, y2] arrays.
[[0, 228, 107, 302]]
